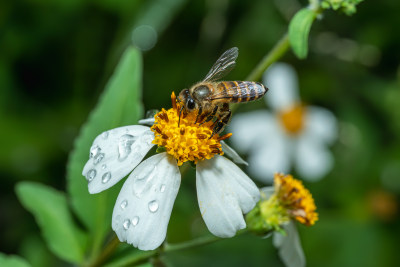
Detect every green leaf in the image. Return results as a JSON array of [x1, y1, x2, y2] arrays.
[[0, 253, 31, 267], [15, 182, 87, 263], [288, 8, 317, 59], [66, 46, 143, 256]]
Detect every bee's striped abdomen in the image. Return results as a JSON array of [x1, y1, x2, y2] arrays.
[[217, 81, 268, 103]]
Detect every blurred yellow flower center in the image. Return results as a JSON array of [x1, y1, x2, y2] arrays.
[[278, 104, 305, 135], [274, 173, 318, 226], [151, 92, 231, 166]]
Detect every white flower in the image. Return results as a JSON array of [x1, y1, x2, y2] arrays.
[[262, 187, 306, 267], [82, 94, 260, 251], [229, 63, 337, 182]]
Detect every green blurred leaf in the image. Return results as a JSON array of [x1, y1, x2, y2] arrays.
[[288, 8, 316, 59], [0, 253, 31, 267], [66, 46, 143, 256], [15, 182, 87, 264]]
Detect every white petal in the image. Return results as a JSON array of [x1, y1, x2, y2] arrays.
[[294, 134, 334, 181], [138, 117, 155, 126], [247, 131, 292, 184], [220, 141, 248, 166], [228, 111, 276, 153], [303, 106, 338, 144], [273, 221, 306, 267], [196, 156, 260, 238], [263, 63, 300, 111], [260, 186, 275, 199], [112, 153, 180, 251], [82, 125, 155, 194]]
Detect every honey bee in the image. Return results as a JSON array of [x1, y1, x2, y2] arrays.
[[178, 47, 268, 136]]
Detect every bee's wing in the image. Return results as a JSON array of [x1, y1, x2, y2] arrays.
[[203, 47, 238, 82]]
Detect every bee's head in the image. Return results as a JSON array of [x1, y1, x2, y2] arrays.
[[178, 89, 196, 111]]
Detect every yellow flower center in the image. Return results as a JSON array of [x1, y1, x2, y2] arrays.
[[274, 173, 318, 226], [278, 104, 305, 135], [151, 92, 231, 166]]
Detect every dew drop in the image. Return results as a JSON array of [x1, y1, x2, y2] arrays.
[[133, 166, 157, 198], [132, 216, 139, 226], [142, 132, 154, 145], [160, 184, 166, 193], [102, 131, 109, 139], [118, 134, 136, 161], [102, 164, 107, 170], [148, 200, 159, 213], [146, 109, 159, 119], [120, 200, 128, 210], [87, 169, 96, 182], [93, 153, 105, 165], [90, 146, 101, 158], [102, 172, 111, 183], [123, 219, 131, 230]]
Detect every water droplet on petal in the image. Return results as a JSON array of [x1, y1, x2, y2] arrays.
[[142, 132, 154, 145], [120, 200, 128, 210], [132, 216, 139, 226], [118, 134, 136, 161], [102, 172, 111, 183], [87, 169, 96, 181], [133, 166, 157, 198], [123, 219, 131, 230], [160, 184, 166, 193], [146, 109, 159, 118], [102, 164, 107, 170], [102, 131, 109, 139], [148, 200, 159, 213], [93, 153, 105, 165], [90, 146, 101, 158]]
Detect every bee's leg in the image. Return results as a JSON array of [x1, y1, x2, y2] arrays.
[[178, 106, 185, 127], [200, 105, 218, 125], [211, 104, 231, 138], [195, 106, 203, 124]]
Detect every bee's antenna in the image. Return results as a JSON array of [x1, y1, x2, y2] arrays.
[[178, 106, 184, 127]]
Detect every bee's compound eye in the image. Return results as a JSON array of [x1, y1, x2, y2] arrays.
[[187, 98, 195, 110]]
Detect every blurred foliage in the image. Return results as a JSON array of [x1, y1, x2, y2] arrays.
[[1, 0, 400, 266]]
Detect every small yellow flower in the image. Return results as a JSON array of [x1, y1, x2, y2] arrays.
[[246, 173, 318, 235], [151, 92, 231, 166], [274, 173, 318, 226]]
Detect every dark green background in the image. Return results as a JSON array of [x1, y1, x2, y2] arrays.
[[1, 0, 399, 266]]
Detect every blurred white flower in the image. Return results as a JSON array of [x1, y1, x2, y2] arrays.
[[230, 63, 337, 182], [261, 184, 307, 267], [82, 93, 259, 250]]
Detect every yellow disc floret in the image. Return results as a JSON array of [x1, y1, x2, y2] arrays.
[[151, 92, 231, 166], [278, 104, 305, 135], [274, 173, 318, 226]]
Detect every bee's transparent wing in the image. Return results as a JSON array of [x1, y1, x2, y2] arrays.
[[203, 47, 239, 82]]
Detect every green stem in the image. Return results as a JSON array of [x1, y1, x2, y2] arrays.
[[245, 33, 290, 82], [231, 33, 290, 113], [88, 235, 120, 267], [121, 230, 248, 266], [163, 234, 222, 252]]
